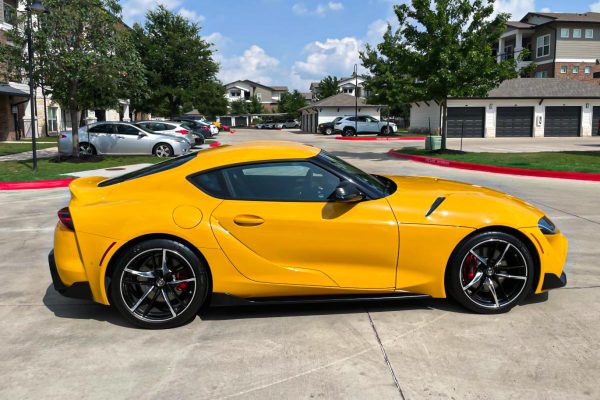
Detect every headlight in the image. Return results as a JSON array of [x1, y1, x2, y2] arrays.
[[538, 216, 557, 235]]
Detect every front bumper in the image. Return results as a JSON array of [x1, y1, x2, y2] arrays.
[[48, 250, 93, 300]]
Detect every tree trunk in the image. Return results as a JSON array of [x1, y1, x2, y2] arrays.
[[440, 99, 448, 151], [70, 109, 80, 157]]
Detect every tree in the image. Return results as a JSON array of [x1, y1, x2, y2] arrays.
[[248, 95, 265, 114], [360, 0, 531, 149], [189, 81, 228, 119], [131, 6, 220, 118], [229, 99, 248, 115], [316, 75, 340, 100], [277, 90, 307, 118], [0, 0, 146, 157]]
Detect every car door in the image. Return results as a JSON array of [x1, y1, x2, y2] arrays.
[[356, 116, 370, 132], [88, 123, 118, 154], [114, 124, 148, 154], [365, 116, 380, 133], [198, 161, 399, 289]]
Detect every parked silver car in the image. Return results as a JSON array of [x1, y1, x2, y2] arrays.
[[135, 120, 203, 146], [58, 122, 191, 157], [275, 119, 300, 129], [334, 115, 398, 136]]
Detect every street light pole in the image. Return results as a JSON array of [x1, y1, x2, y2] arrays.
[[26, 3, 37, 172], [25, 0, 49, 172], [354, 64, 358, 136]]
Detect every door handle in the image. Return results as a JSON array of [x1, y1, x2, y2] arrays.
[[233, 215, 264, 226], [116, 135, 125, 139]]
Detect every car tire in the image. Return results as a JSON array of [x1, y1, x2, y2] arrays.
[[79, 142, 96, 156], [380, 126, 390, 135], [324, 127, 333, 135], [446, 231, 534, 314], [110, 239, 210, 329], [153, 143, 174, 157], [342, 127, 355, 137]]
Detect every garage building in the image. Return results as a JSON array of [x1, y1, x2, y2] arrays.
[[299, 93, 384, 133], [410, 78, 600, 137]]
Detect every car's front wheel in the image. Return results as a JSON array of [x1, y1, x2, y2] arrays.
[[446, 231, 534, 314], [153, 143, 174, 157], [110, 239, 210, 329], [324, 127, 333, 135]]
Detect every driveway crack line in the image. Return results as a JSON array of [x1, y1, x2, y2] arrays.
[[366, 310, 406, 400]]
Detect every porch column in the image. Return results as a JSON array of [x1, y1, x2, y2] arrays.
[[515, 31, 523, 57], [497, 37, 505, 62]]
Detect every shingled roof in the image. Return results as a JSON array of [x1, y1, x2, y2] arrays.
[[526, 12, 600, 23], [452, 78, 600, 99], [299, 93, 383, 111]]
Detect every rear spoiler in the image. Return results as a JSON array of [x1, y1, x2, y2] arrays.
[[68, 176, 108, 204]]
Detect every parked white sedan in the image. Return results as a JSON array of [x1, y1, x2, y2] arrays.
[[58, 122, 191, 157]]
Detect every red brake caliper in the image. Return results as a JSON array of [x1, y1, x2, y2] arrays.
[[175, 272, 189, 292], [464, 254, 478, 283]]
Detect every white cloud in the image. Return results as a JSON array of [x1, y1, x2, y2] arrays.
[[292, 2, 344, 17], [293, 37, 365, 80], [178, 8, 205, 23], [217, 45, 283, 85], [366, 19, 389, 45], [591, 2, 600, 12], [540, 7, 551, 12], [205, 32, 230, 50], [121, 0, 182, 24], [493, 0, 534, 20]]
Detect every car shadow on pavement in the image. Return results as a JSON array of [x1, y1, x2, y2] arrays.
[[198, 297, 473, 321], [42, 285, 133, 328]]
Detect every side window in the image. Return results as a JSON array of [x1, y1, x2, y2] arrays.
[[190, 162, 341, 201], [89, 124, 113, 133], [358, 116, 368, 122], [346, 117, 356, 122], [164, 124, 177, 130], [117, 124, 141, 135]]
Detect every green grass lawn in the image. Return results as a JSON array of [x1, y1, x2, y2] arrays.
[[0, 141, 59, 157], [398, 147, 600, 173], [0, 155, 162, 182]]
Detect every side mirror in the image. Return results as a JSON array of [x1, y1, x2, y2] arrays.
[[334, 181, 364, 203], [138, 131, 147, 137]]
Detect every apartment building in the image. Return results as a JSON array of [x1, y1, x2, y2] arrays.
[[224, 80, 288, 112]]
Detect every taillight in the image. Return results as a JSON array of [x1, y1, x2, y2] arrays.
[[57, 207, 74, 230], [175, 129, 189, 134]]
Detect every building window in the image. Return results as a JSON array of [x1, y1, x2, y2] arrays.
[[560, 66, 567, 74], [560, 28, 569, 38], [536, 35, 550, 57], [585, 66, 592, 74], [230, 90, 240, 97], [585, 29, 594, 39], [573, 66, 579, 74], [503, 45, 514, 60], [255, 93, 262, 101], [3, 2, 16, 25], [573, 29, 582, 39], [47, 107, 58, 132], [535, 71, 548, 78]]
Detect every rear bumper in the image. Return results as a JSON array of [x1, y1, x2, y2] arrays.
[[48, 250, 93, 299], [542, 272, 567, 291]]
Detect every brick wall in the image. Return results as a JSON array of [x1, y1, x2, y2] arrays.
[[554, 62, 600, 83]]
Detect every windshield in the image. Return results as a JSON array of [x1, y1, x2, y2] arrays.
[[318, 150, 389, 196], [333, 117, 342, 123]]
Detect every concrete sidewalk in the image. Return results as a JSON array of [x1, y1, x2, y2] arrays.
[[0, 147, 58, 161], [446, 136, 600, 153]]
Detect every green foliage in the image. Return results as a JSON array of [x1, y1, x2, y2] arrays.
[[277, 90, 307, 118], [248, 95, 265, 114], [229, 98, 248, 115], [131, 5, 220, 118], [360, 0, 529, 148], [316, 75, 340, 100]]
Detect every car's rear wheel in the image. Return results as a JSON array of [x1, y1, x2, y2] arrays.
[[380, 126, 391, 135], [446, 232, 534, 314], [79, 142, 96, 156], [153, 143, 173, 157], [110, 239, 210, 329], [324, 127, 333, 135], [342, 127, 355, 137]]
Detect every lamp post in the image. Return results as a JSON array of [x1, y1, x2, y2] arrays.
[[354, 64, 358, 136], [26, 0, 49, 172]]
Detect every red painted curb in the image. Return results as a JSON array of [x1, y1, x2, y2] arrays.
[[0, 178, 75, 191], [388, 150, 600, 182], [208, 142, 221, 148], [336, 136, 425, 141]]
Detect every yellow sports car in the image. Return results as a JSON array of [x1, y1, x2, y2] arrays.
[[49, 141, 567, 328]]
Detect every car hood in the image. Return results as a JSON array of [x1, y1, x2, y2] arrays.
[[382, 176, 544, 229]]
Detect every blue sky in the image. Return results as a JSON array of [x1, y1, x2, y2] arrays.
[[120, 0, 600, 91]]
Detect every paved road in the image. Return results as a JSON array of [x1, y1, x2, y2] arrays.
[[0, 129, 598, 399]]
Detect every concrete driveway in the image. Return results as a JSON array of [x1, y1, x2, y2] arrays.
[[1, 129, 598, 399]]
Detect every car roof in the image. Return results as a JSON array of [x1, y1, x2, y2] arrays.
[[187, 140, 320, 170]]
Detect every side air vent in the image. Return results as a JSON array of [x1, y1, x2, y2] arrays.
[[425, 196, 446, 217]]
